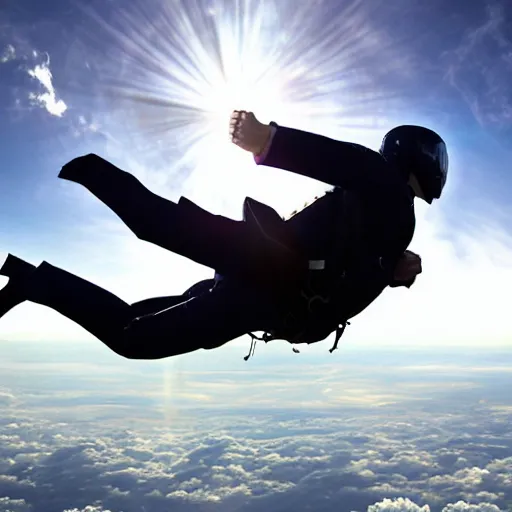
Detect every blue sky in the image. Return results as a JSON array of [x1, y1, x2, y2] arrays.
[[1, 0, 512, 511], [1, 0, 512, 351], [0, 0, 511, 348]]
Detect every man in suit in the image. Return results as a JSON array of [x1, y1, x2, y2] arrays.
[[0, 110, 447, 359]]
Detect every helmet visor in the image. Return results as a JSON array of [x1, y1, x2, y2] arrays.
[[419, 140, 448, 185]]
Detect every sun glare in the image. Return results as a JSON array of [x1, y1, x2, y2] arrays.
[[189, 44, 295, 204], [76, 0, 407, 213]]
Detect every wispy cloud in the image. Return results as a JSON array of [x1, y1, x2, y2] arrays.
[[0, 43, 15, 63], [443, 1, 512, 130], [27, 52, 67, 117]]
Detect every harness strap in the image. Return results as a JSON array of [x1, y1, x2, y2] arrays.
[[329, 321, 351, 353], [244, 320, 351, 361], [244, 331, 274, 361]]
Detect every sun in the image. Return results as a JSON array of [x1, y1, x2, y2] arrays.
[[79, 0, 399, 213]]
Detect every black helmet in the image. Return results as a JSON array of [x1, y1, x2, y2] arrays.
[[380, 125, 448, 204]]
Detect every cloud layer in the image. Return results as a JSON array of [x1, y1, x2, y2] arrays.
[[0, 345, 510, 512]]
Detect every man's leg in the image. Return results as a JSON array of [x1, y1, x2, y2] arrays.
[[0, 256, 276, 359], [58, 156, 249, 275], [0, 254, 37, 317], [129, 279, 215, 317], [58, 154, 185, 253], [125, 280, 281, 356], [58, 155, 303, 287], [129, 295, 187, 319]]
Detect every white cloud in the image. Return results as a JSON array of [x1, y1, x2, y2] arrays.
[[27, 56, 67, 117], [428, 467, 491, 490], [72, 115, 100, 137], [441, 501, 502, 512], [367, 498, 503, 512], [0, 496, 31, 512], [0, 44, 16, 63], [63, 508, 113, 512], [368, 497, 431, 511]]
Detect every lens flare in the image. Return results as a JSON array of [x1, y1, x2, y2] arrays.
[[67, 0, 413, 211]]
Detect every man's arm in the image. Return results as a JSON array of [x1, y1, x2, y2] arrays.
[[230, 110, 400, 192], [258, 124, 394, 190]]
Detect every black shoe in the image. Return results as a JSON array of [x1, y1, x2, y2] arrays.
[[0, 255, 36, 319]]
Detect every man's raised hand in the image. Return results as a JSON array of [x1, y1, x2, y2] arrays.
[[229, 110, 272, 156]]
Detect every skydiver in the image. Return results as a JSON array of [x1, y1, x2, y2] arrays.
[[0, 110, 447, 359]]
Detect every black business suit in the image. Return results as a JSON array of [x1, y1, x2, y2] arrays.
[[21, 124, 415, 359]]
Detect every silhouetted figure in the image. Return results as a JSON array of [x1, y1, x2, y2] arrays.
[[0, 111, 448, 360]]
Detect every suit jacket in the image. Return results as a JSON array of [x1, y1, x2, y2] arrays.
[[245, 123, 417, 325]]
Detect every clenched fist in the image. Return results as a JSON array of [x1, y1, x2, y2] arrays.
[[392, 250, 422, 286], [229, 110, 272, 156]]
